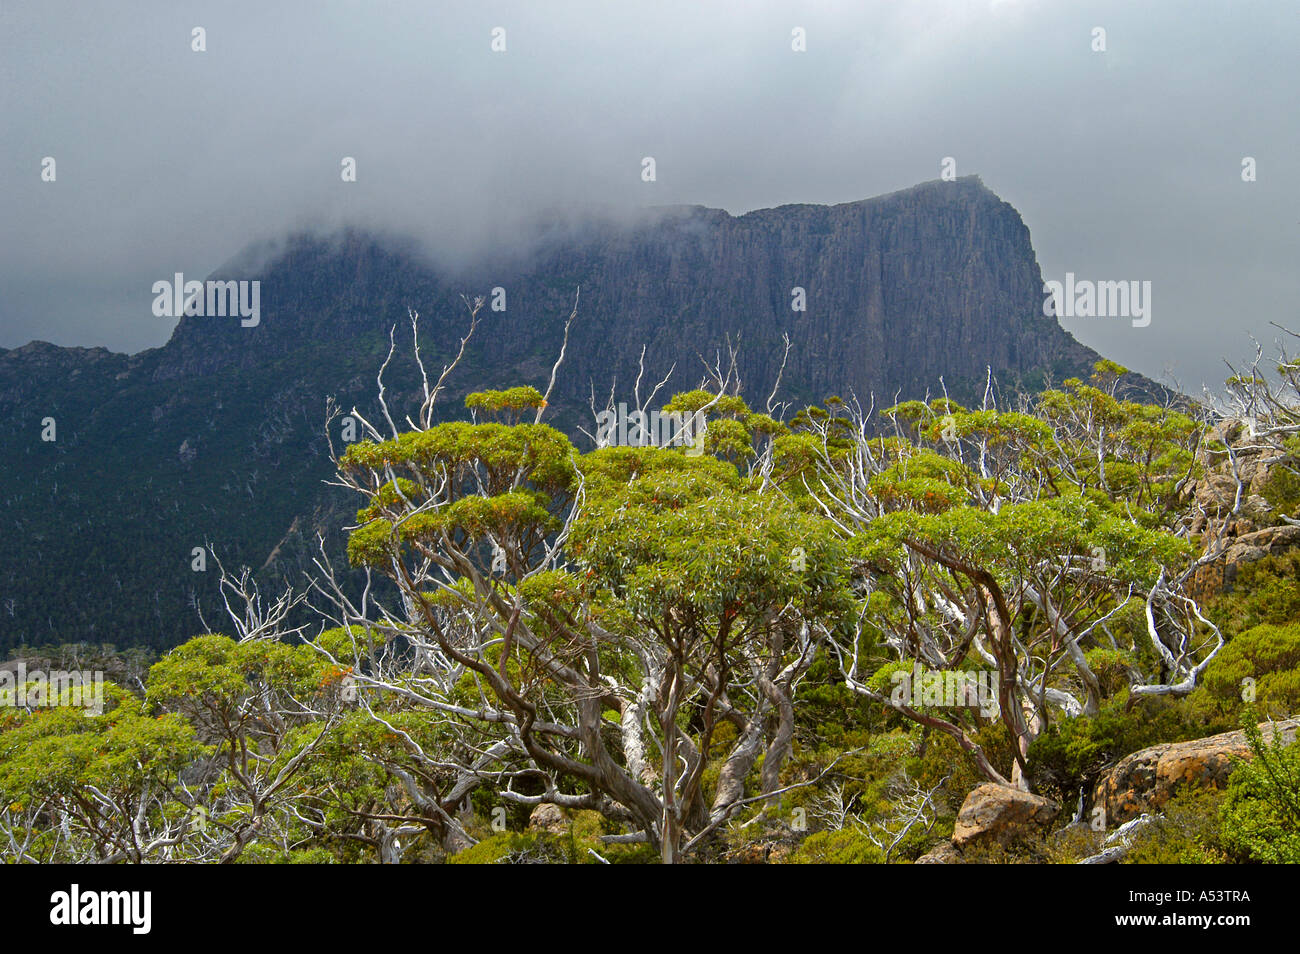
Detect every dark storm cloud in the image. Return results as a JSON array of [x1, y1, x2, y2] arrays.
[[1, 0, 1296, 391]]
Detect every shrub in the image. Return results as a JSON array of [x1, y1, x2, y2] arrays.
[[1218, 719, 1300, 863], [1122, 789, 1227, 864], [788, 828, 885, 864], [1206, 552, 1300, 634], [1259, 460, 1300, 522], [447, 832, 563, 864], [1196, 621, 1300, 720]]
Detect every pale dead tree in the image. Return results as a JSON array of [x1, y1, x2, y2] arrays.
[[583, 377, 619, 446], [1216, 327, 1300, 452], [1078, 812, 1156, 864], [863, 773, 947, 863], [807, 780, 860, 832], [578, 342, 677, 448], [806, 771, 946, 863], [411, 298, 484, 432], [328, 295, 486, 452], [632, 343, 676, 426], [579, 335, 764, 465], [689, 337, 772, 474], [697, 336, 745, 401], [766, 332, 794, 418], [198, 547, 309, 642], [0, 801, 54, 864], [1126, 574, 1224, 702], [535, 287, 582, 424]]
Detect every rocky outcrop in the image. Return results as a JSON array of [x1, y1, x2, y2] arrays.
[[1093, 719, 1300, 825], [1221, 525, 1300, 566], [951, 783, 1060, 849], [1185, 418, 1300, 599]]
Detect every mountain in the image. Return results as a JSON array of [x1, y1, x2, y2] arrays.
[[0, 176, 1142, 652]]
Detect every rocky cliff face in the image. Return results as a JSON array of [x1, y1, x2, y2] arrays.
[[0, 177, 1123, 650], [155, 176, 1106, 409]]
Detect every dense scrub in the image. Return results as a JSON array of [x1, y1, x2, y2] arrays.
[[3, 357, 1298, 864]]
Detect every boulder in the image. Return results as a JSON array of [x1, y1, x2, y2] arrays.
[[723, 840, 797, 864], [915, 842, 963, 864], [527, 803, 568, 835], [1093, 719, 1300, 825], [1193, 473, 1243, 514], [952, 784, 1059, 849]]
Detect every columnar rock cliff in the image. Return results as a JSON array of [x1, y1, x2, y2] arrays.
[[156, 175, 1106, 409], [0, 177, 1126, 649]]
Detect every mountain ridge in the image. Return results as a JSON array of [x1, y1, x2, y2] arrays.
[[0, 176, 1155, 650]]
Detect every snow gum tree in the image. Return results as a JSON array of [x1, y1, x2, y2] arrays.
[[333, 369, 854, 861]]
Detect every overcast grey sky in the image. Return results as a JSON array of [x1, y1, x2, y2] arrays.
[[2, 0, 1296, 392]]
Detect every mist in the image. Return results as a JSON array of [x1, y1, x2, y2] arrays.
[[2, 0, 1297, 392]]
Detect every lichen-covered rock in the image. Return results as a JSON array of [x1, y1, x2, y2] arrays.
[[527, 803, 568, 835], [1229, 525, 1300, 559], [1093, 719, 1300, 825], [724, 839, 800, 864], [915, 842, 963, 864], [952, 784, 1059, 849]]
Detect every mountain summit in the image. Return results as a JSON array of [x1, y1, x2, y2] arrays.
[[159, 175, 1107, 406]]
